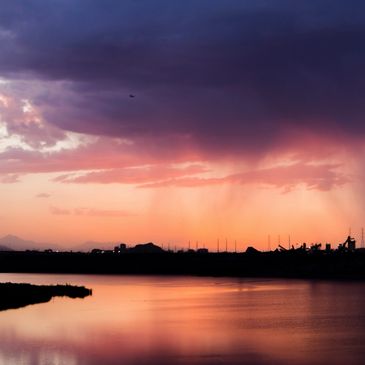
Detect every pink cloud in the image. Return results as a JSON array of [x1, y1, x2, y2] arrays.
[[36, 193, 51, 198], [0, 91, 66, 149], [139, 162, 350, 192], [0, 173, 20, 184], [54, 164, 208, 184], [49, 206, 70, 215], [0, 136, 202, 175], [0, 133, 351, 193], [73, 208, 131, 217], [50, 206, 132, 217], [0, 89, 354, 195]]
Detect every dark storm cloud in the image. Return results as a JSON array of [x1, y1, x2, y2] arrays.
[[1, 0, 365, 155]]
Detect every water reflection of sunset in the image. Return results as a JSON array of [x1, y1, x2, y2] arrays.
[[0, 274, 365, 365]]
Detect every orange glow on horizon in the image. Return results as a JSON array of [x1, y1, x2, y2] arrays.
[[0, 169, 360, 251]]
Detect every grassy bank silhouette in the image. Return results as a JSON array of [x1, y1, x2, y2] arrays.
[[0, 282, 92, 311]]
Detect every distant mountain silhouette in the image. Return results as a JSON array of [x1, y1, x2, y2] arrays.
[[0, 235, 60, 251], [0, 235, 126, 252], [0, 236, 163, 253], [129, 242, 164, 253]]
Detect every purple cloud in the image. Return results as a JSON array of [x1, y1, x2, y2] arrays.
[[0, 0, 364, 160]]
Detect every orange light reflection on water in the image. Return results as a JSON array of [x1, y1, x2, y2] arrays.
[[0, 274, 365, 365]]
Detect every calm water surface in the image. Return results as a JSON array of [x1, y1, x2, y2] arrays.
[[0, 274, 365, 365]]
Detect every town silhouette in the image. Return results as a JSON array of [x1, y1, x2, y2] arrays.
[[0, 235, 364, 280]]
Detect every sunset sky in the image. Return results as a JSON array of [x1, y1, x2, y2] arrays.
[[0, 0, 364, 250]]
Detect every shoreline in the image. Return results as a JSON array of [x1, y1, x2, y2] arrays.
[[0, 282, 92, 311], [1, 250, 365, 281]]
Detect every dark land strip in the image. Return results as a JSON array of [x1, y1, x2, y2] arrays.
[[0, 282, 92, 311], [1, 250, 365, 280]]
